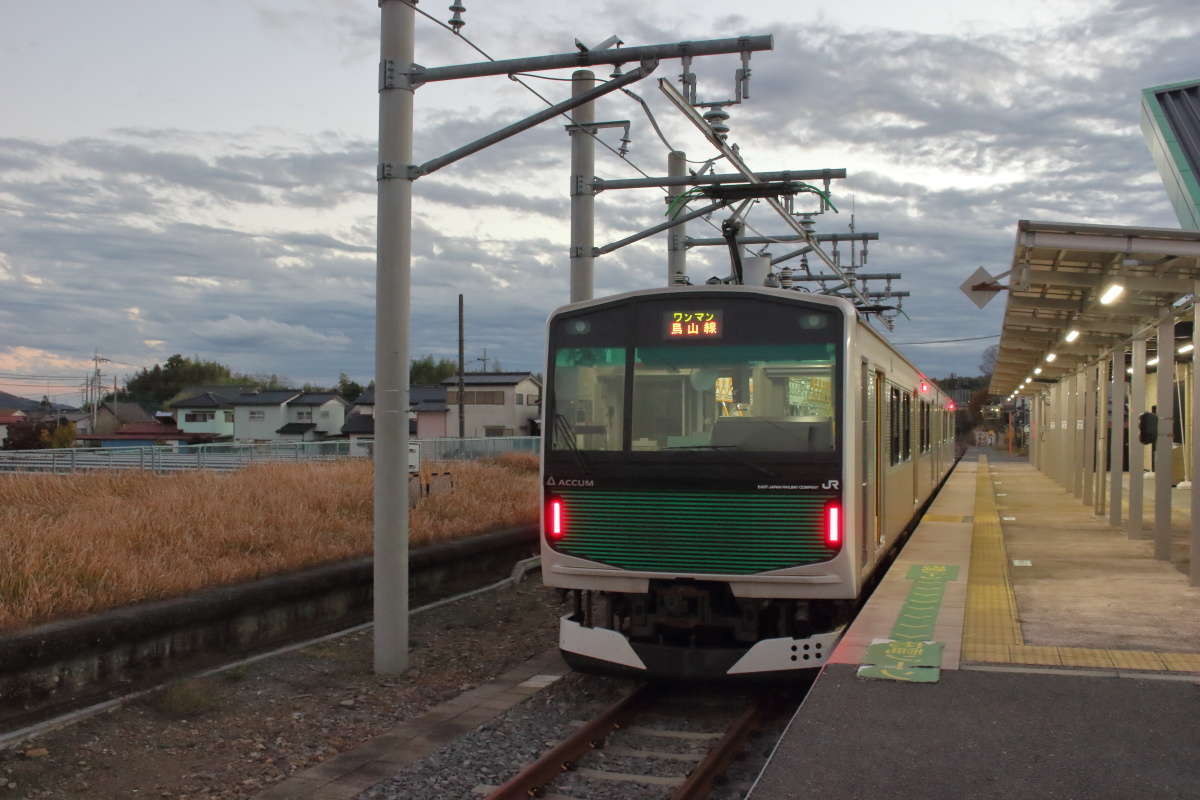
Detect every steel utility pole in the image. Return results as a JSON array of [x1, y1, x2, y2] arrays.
[[374, 0, 415, 674], [458, 293, 465, 439], [570, 70, 596, 302], [373, 6, 772, 672]]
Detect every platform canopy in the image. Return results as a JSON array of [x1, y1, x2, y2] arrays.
[[989, 219, 1200, 395]]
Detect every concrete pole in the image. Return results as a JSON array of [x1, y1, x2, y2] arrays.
[[373, 0, 414, 674], [569, 70, 596, 303], [1109, 348, 1125, 527], [458, 293, 465, 439], [1083, 365, 1096, 506], [1080, 371, 1089, 496], [1096, 360, 1108, 516], [1154, 310, 1174, 560], [666, 150, 687, 286], [1129, 335, 1147, 538], [1192, 289, 1200, 584]]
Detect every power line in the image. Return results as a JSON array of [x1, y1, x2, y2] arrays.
[[892, 334, 1000, 345]]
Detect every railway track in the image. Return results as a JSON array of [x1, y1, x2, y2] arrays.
[[483, 683, 797, 800]]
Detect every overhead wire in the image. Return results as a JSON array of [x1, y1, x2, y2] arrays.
[[892, 334, 1000, 345], [398, 2, 769, 265]]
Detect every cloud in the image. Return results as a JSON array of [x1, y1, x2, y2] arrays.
[[192, 315, 351, 352], [1, 0, 1198, 393]]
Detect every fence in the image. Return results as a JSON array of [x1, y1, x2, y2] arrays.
[[0, 437, 540, 475]]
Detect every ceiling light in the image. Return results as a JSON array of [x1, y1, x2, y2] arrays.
[[1046, 352, 1058, 362], [1034, 367, 1043, 374], [1064, 328, 1080, 343], [1126, 367, 1133, 374], [1179, 343, 1194, 354], [1099, 283, 1124, 305], [1148, 356, 1159, 367]]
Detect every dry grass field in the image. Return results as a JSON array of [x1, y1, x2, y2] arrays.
[[0, 455, 539, 633]]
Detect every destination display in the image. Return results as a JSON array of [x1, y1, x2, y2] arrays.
[[664, 310, 722, 339]]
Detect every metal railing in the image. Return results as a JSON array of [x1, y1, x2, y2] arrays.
[[0, 436, 540, 475]]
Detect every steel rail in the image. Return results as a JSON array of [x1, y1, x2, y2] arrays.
[[670, 695, 769, 800], [485, 684, 657, 800]]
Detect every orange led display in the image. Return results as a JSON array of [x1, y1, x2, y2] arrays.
[[664, 310, 722, 339]]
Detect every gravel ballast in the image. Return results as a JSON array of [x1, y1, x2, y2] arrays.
[[0, 579, 564, 799]]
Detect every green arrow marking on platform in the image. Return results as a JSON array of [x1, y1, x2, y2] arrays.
[[857, 665, 941, 682]]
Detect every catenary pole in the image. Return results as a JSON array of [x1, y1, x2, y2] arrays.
[[1129, 334, 1147, 537], [458, 293, 465, 439], [569, 71, 596, 303], [374, 0, 414, 674], [666, 150, 686, 286]]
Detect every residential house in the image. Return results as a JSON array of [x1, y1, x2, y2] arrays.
[[0, 412, 24, 448], [341, 384, 449, 455], [231, 390, 301, 442], [173, 391, 236, 438], [76, 421, 219, 448], [443, 373, 541, 437], [276, 392, 349, 442], [92, 401, 156, 435]]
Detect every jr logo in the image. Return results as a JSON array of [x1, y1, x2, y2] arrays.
[[821, 479, 840, 490]]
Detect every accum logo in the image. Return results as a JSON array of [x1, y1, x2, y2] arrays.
[[545, 476, 595, 487]]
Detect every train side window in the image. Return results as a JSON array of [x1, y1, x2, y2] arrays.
[[901, 391, 912, 462]]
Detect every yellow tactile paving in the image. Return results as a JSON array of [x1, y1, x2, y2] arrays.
[[923, 514, 971, 523], [1160, 652, 1200, 672], [962, 457, 1195, 674]]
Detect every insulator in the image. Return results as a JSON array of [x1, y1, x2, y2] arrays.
[[765, 272, 780, 288], [448, 1, 466, 32], [703, 108, 730, 141], [618, 133, 631, 157], [779, 266, 793, 289]]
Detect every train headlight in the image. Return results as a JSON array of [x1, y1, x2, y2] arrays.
[[547, 498, 565, 540], [824, 501, 842, 550]]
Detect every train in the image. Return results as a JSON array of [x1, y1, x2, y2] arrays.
[[539, 285, 956, 679]]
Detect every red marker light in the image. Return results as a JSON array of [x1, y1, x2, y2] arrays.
[[548, 498, 564, 540], [824, 501, 842, 549], [947, 400, 957, 411], [919, 380, 930, 394]]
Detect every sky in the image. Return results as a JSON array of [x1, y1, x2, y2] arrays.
[[1, 0, 1197, 406]]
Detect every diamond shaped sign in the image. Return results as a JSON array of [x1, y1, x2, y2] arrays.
[[960, 266, 999, 309]]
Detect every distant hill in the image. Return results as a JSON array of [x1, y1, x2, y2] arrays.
[[0, 390, 77, 413]]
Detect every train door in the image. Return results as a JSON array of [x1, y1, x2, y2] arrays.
[[873, 370, 886, 549], [859, 360, 873, 567]]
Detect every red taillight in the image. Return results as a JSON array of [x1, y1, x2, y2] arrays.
[[824, 502, 842, 549], [548, 498, 564, 540]]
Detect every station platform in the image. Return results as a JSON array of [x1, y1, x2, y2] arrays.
[[750, 449, 1200, 800]]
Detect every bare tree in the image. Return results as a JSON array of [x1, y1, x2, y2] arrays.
[[979, 344, 998, 376]]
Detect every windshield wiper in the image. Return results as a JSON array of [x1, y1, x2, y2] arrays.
[[664, 444, 781, 481], [552, 413, 592, 476]]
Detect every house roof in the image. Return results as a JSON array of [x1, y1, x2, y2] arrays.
[[0, 408, 25, 417], [440, 372, 540, 387], [277, 422, 318, 434], [75, 421, 218, 442], [352, 385, 448, 411], [174, 391, 234, 409], [0, 414, 24, 425], [233, 390, 302, 406], [341, 413, 374, 435], [169, 385, 255, 407], [290, 392, 348, 407], [102, 402, 156, 424]]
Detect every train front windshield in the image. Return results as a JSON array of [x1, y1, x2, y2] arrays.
[[548, 295, 842, 472]]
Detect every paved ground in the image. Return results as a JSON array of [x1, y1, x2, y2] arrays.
[[753, 449, 1200, 799], [751, 663, 1200, 800]]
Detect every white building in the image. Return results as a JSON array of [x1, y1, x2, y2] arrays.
[[173, 391, 236, 438], [231, 390, 301, 442], [276, 392, 349, 441], [442, 372, 541, 437]]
